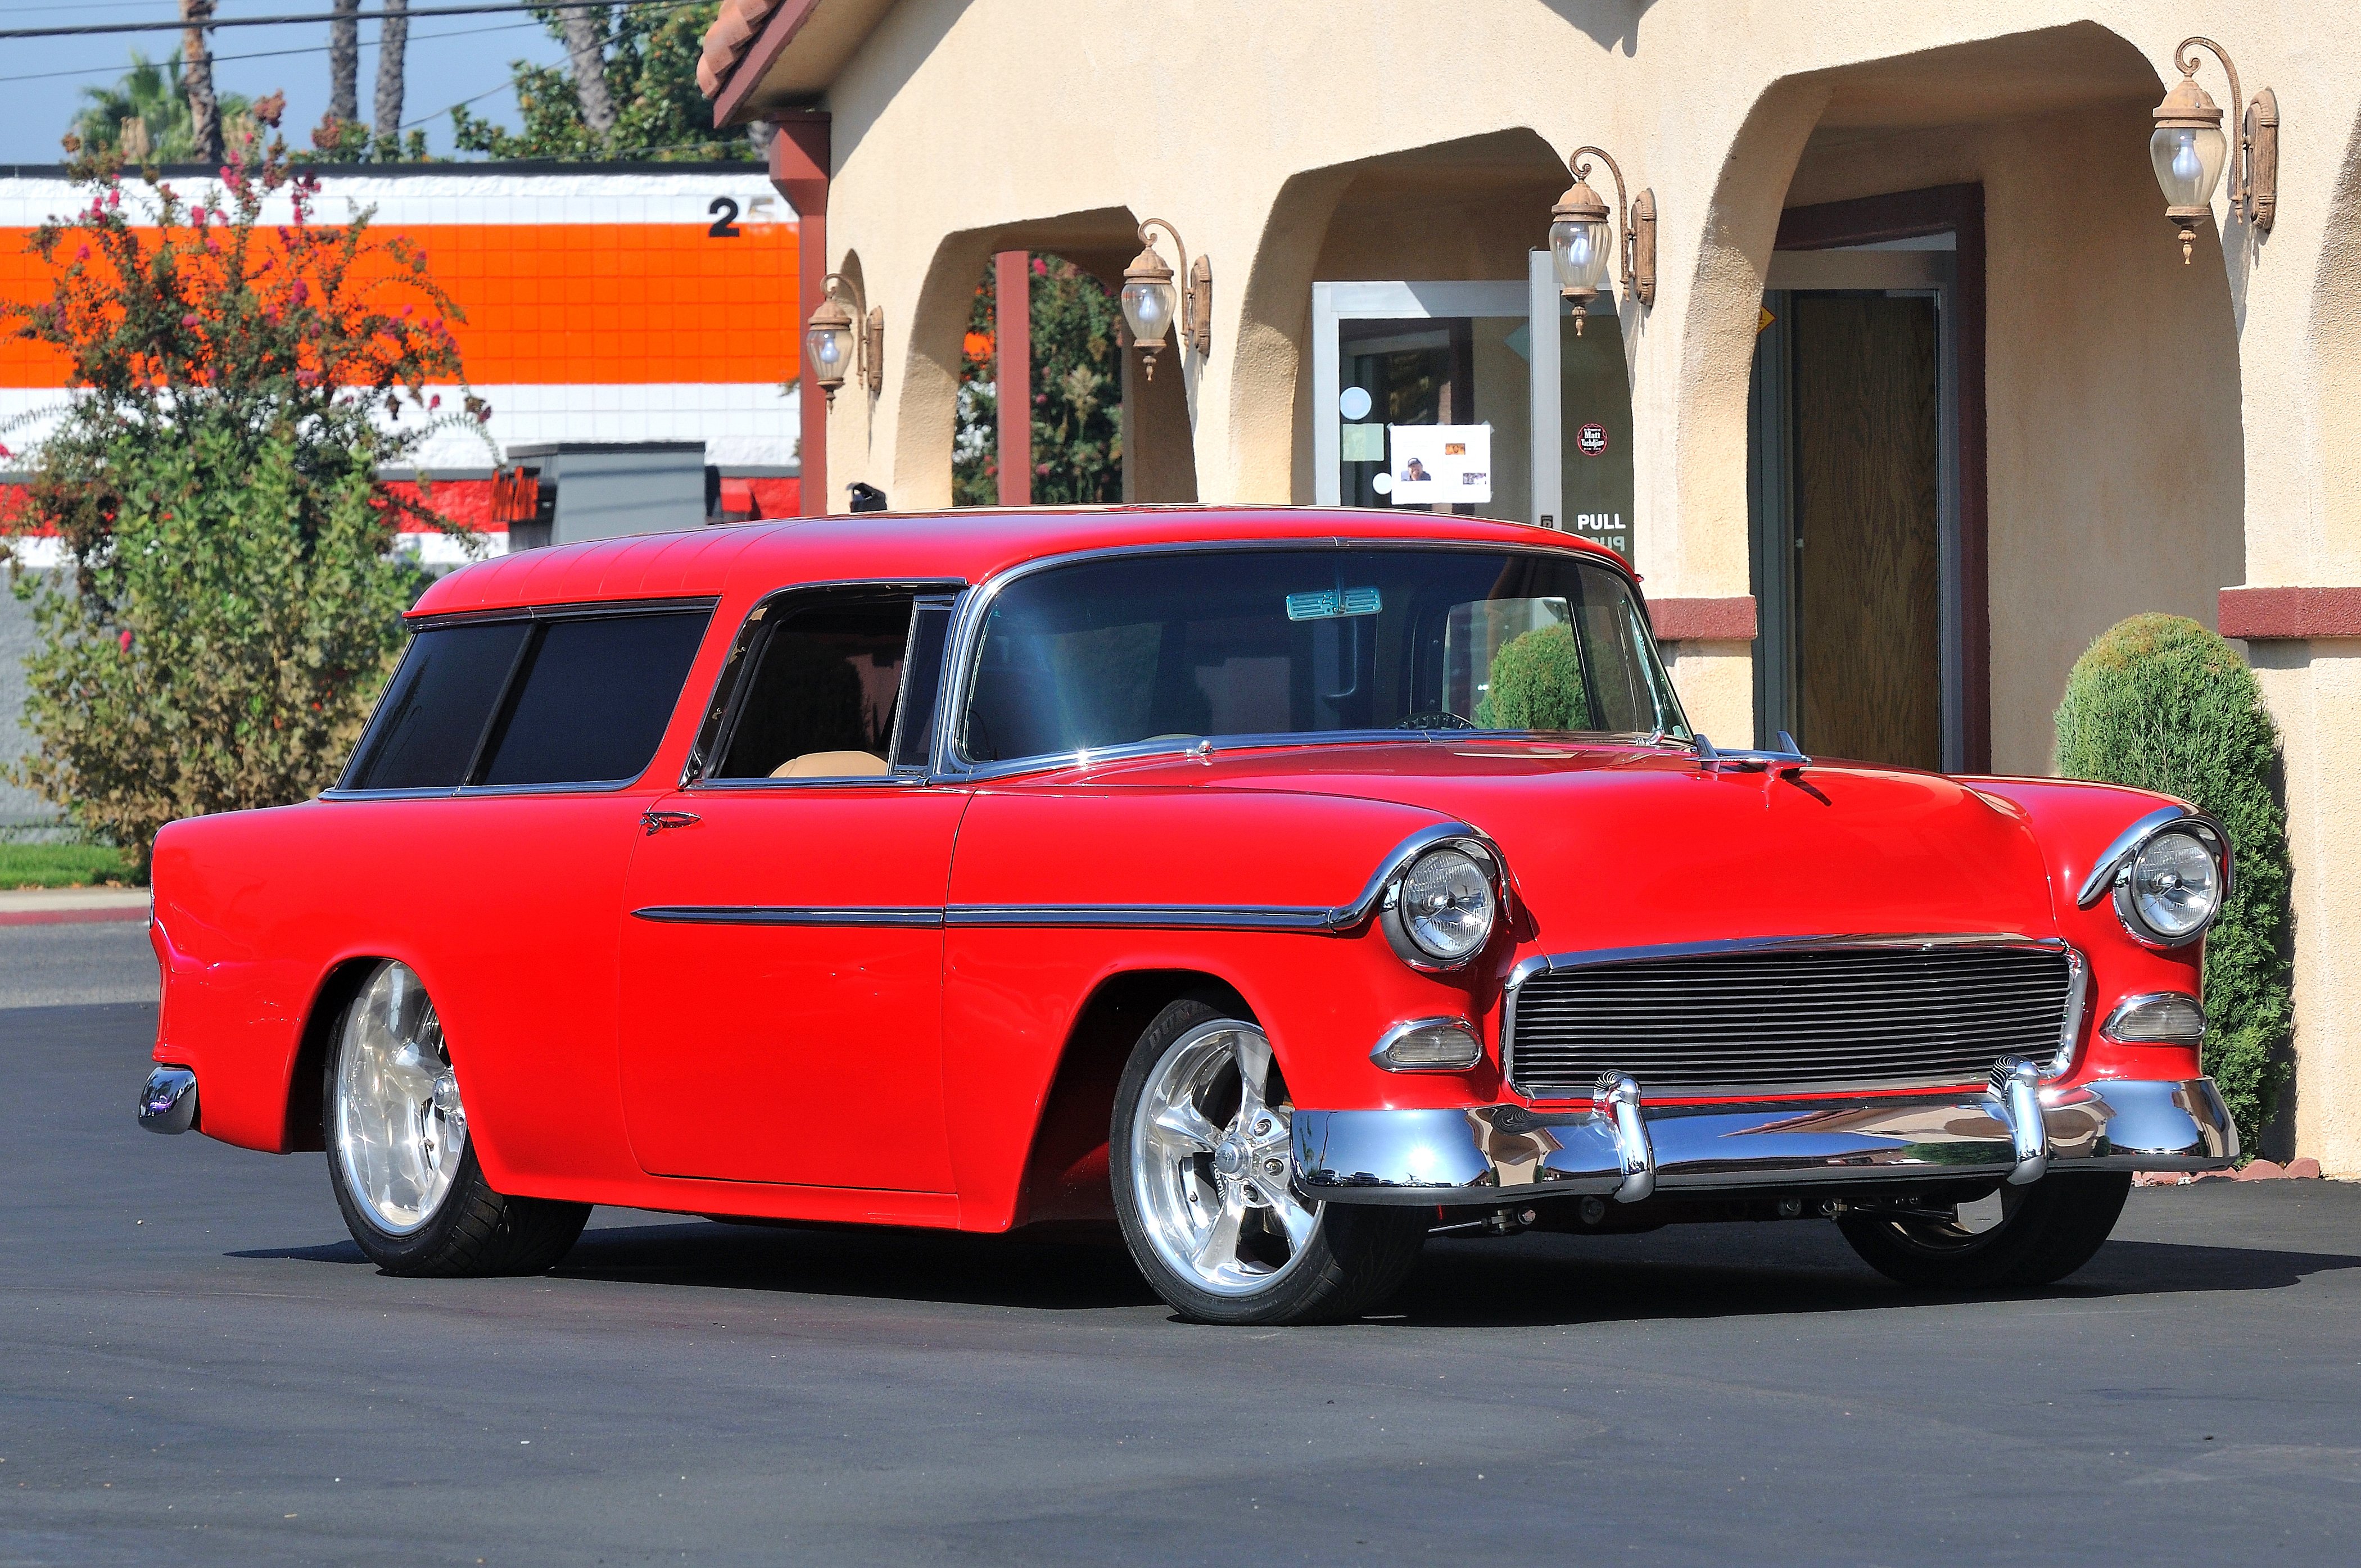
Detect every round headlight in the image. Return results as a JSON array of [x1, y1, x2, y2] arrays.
[[1395, 846, 1496, 964], [2122, 827, 2223, 944]]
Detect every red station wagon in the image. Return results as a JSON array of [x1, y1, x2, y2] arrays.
[[137, 507, 2238, 1325]]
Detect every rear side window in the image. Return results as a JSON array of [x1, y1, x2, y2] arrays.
[[343, 608, 710, 792], [343, 621, 531, 790], [477, 611, 711, 786]]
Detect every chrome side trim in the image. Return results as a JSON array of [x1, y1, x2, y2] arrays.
[[631, 906, 946, 928], [2075, 806, 2234, 910], [138, 1066, 198, 1134], [1293, 1073, 2238, 1206], [944, 905, 1332, 932]]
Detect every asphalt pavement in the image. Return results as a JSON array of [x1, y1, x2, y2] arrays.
[[4, 925, 2359, 1566]]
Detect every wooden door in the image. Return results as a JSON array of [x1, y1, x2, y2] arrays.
[[1791, 294, 1941, 769]]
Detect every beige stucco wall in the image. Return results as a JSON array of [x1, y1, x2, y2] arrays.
[[783, 0, 2361, 1169], [1784, 101, 2247, 774]]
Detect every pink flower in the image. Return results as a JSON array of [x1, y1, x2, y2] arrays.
[[119, 631, 133, 651], [181, 314, 200, 328], [428, 395, 441, 410]]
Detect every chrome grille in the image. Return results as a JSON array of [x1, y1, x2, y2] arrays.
[[1505, 942, 2077, 1099]]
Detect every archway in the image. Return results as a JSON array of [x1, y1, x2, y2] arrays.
[[1690, 22, 2244, 773], [892, 208, 1199, 510]]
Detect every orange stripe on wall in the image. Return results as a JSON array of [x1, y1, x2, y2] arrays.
[[0, 222, 799, 389]]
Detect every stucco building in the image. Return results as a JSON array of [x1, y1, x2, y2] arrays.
[[701, 4, 2359, 1164]]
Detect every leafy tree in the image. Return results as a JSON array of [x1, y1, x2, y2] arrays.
[[452, 3, 759, 161], [953, 254, 1124, 506], [70, 50, 252, 164], [2055, 613, 2294, 1153], [2, 128, 487, 875]]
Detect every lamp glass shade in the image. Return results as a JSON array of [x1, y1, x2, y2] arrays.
[[806, 320, 852, 383], [1120, 275, 1177, 348], [2150, 124, 2228, 209], [1550, 216, 1613, 296]]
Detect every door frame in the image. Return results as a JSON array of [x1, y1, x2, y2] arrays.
[[1310, 258, 1563, 522], [1762, 185, 1989, 772]]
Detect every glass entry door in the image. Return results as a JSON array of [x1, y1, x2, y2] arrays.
[[1311, 262, 1635, 560]]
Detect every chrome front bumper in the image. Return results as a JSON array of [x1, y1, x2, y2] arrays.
[[1293, 1068, 2237, 1207]]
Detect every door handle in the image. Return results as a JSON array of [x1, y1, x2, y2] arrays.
[[641, 810, 701, 836]]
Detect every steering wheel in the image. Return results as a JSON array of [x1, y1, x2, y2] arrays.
[[1395, 712, 1477, 731]]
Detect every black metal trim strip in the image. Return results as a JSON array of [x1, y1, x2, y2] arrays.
[[632, 906, 945, 928], [627, 903, 1347, 932]]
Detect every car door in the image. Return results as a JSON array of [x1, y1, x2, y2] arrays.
[[616, 584, 966, 1192]]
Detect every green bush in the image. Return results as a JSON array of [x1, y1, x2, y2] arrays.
[[2054, 613, 2292, 1152], [1475, 622, 1592, 732], [3, 133, 480, 878]]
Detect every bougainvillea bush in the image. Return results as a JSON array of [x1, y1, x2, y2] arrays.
[[2, 121, 486, 874], [2055, 613, 2294, 1153]]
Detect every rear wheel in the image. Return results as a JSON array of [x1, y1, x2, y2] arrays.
[[1110, 999, 1426, 1325], [1837, 1172, 2132, 1290], [325, 960, 589, 1276]]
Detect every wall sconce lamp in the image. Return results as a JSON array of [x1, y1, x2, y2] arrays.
[[1549, 146, 1655, 335], [2151, 37, 2277, 263], [1120, 218, 1210, 379], [806, 271, 883, 406]]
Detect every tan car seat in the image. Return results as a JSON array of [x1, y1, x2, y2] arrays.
[[770, 750, 890, 778]]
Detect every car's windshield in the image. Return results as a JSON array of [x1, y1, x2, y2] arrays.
[[958, 546, 1689, 765]]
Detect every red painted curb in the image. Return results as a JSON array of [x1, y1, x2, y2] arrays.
[[0, 905, 150, 927]]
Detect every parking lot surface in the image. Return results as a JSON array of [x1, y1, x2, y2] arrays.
[[4, 928, 2358, 1565]]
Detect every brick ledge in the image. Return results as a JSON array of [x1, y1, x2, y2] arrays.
[[2219, 587, 2361, 641], [1647, 596, 1757, 643]]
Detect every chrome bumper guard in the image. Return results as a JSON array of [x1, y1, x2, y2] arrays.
[[138, 1066, 198, 1134], [1293, 1059, 2237, 1206]]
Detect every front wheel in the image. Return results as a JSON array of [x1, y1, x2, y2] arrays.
[[1837, 1172, 2132, 1290], [1110, 1000, 1426, 1325], [325, 960, 589, 1276]]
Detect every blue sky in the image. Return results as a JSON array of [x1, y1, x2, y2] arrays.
[[1, 0, 574, 163]]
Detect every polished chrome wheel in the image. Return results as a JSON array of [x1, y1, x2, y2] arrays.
[[332, 961, 467, 1237], [1127, 1018, 1319, 1297]]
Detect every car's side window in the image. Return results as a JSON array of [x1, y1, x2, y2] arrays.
[[342, 606, 712, 794], [476, 611, 711, 787], [711, 595, 915, 780], [343, 620, 532, 791]]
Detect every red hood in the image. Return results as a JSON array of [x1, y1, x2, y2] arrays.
[[1053, 740, 2062, 953]]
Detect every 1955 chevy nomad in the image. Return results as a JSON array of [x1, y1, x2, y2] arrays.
[[137, 506, 2237, 1324]]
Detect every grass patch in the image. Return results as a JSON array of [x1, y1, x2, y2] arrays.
[[0, 841, 133, 889]]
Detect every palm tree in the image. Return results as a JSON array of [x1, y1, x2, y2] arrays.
[[72, 50, 251, 162]]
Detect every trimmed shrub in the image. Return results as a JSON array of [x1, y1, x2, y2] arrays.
[[1475, 622, 1593, 732], [2054, 613, 2292, 1151]]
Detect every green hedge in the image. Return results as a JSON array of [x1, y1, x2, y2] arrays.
[[1475, 623, 1593, 731], [2054, 614, 2292, 1153]]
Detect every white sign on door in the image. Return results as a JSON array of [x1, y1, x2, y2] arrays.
[[1388, 424, 1492, 504]]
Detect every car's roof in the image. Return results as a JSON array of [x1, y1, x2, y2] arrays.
[[406, 505, 1634, 618]]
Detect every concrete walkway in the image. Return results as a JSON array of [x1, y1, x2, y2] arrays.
[[0, 886, 150, 926]]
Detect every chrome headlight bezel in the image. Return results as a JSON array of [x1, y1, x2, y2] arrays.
[[1377, 837, 1503, 971], [2089, 816, 2231, 949]]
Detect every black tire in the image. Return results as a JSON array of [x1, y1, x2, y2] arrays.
[[1110, 998, 1427, 1326], [323, 969, 589, 1277], [1837, 1171, 2132, 1290]]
